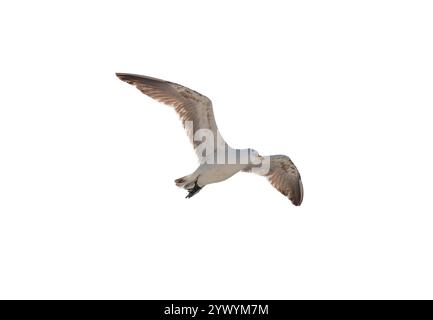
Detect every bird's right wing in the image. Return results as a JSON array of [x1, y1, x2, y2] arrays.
[[256, 155, 303, 206], [116, 73, 228, 158]]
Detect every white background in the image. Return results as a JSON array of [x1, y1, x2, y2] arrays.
[[1, 1, 432, 299]]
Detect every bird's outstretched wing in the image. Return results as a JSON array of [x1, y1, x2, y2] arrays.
[[116, 73, 228, 158], [257, 155, 303, 206]]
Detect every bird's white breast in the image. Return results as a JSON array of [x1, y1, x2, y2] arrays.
[[197, 164, 245, 186]]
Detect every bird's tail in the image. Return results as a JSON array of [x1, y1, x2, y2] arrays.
[[175, 173, 198, 189], [175, 176, 188, 187]]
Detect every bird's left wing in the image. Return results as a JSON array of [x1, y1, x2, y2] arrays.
[[116, 73, 228, 158]]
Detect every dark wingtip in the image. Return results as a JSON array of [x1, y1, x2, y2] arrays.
[[115, 72, 142, 86], [295, 179, 304, 206], [115, 73, 168, 86], [290, 178, 303, 206], [116, 72, 132, 81], [291, 198, 302, 206]]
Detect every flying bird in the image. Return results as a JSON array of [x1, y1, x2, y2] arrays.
[[116, 73, 303, 206]]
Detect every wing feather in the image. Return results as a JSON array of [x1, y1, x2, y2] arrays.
[[263, 155, 303, 206], [116, 73, 228, 156]]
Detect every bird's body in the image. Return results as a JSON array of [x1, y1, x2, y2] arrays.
[[181, 163, 249, 187], [198, 163, 248, 185], [116, 73, 303, 206]]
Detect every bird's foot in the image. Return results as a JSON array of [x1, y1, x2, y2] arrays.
[[185, 182, 202, 199]]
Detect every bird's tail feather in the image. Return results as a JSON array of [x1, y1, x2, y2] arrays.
[[175, 174, 198, 189]]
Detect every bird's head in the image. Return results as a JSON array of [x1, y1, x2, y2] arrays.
[[247, 148, 264, 164]]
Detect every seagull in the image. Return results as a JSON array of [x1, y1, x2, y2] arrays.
[[116, 73, 303, 206]]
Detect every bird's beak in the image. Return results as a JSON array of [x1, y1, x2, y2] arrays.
[[258, 155, 264, 161]]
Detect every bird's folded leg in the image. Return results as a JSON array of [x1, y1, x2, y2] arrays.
[[185, 182, 202, 199]]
